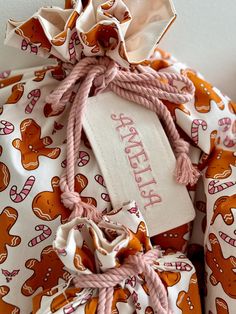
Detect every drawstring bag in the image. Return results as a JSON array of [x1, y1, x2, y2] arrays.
[[33, 201, 201, 313], [0, 0, 235, 313]]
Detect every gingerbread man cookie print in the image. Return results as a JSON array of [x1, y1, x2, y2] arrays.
[[21, 246, 70, 296], [12, 119, 61, 170], [206, 233, 236, 299]]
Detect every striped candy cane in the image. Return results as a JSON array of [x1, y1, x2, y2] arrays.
[[219, 231, 236, 247], [208, 180, 236, 194], [0, 120, 14, 135], [95, 174, 106, 187], [21, 39, 38, 54], [10, 176, 35, 203], [78, 151, 90, 167], [218, 117, 232, 132], [25, 89, 41, 113], [28, 225, 52, 247], [163, 261, 192, 271], [69, 32, 80, 61], [63, 305, 78, 314], [191, 119, 207, 144]]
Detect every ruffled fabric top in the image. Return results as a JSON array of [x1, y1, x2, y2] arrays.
[[5, 0, 176, 67]]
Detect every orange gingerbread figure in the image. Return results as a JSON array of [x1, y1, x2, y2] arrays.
[[0, 286, 20, 313], [15, 18, 51, 52], [116, 221, 152, 262], [0, 146, 10, 192], [214, 298, 230, 314], [12, 119, 61, 170], [228, 100, 236, 114], [33, 286, 83, 313], [177, 273, 202, 313], [32, 175, 96, 223], [206, 233, 236, 299], [5, 82, 25, 104], [158, 271, 181, 289], [0, 207, 21, 264], [152, 223, 189, 252], [73, 241, 96, 272], [64, 0, 74, 9], [32, 176, 69, 223], [21, 246, 70, 297], [0, 74, 23, 89], [205, 148, 236, 179], [33, 66, 66, 82], [0, 161, 10, 192], [211, 194, 236, 225], [163, 99, 190, 120], [51, 11, 79, 47], [182, 69, 224, 113]]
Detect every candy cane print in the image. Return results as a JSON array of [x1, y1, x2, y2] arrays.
[[64, 305, 78, 314], [69, 31, 80, 61], [223, 135, 236, 148], [208, 180, 236, 194], [94, 174, 106, 187], [78, 151, 90, 167], [164, 261, 192, 271], [191, 119, 207, 144], [28, 225, 52, 247], [10, 176, 35, 203], [25, 89, 41, 113], [21, 39, 38, 54], [95, 175, 110, 202], [219, 231, 236, 247], [0, 120, 14, 135], [61, 159, 67, 168], [218, 117, 232, 132], [101, 193, 110, 202]]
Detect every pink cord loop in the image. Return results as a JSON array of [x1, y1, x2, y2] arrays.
[[46, 56, 199, 221], [73, 249, 170, 314]]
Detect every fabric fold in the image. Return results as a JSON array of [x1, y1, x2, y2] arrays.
[[5, 0, 176, 67]]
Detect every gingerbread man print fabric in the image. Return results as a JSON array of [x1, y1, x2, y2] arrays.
[[0, 63, 111, 313], [33, 202, 201, 314], [0, 0, 235, 313]]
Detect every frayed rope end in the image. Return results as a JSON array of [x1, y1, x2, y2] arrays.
[[175, 153, 200, 186]]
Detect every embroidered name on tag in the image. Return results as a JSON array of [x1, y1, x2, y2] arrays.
[[83, 92, 195, 236], [111, 113, 162, 209]]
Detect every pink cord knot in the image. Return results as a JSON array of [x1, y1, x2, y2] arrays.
[[173, 138, 190, 155], [46, 56, 199, 220], [73, 248, 170, 314], [93, 59, 118, 95], [61, 191, 81, 210]]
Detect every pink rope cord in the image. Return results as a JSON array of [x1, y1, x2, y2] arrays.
[[73, 249, 170, 314], [46, 56, 199, 222], [45, 56, 197, 313]]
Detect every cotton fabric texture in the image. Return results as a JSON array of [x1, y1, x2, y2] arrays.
[[0, 0, 235, 313]]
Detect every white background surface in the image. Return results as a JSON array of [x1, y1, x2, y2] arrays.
[[0, 0, 236, 99]]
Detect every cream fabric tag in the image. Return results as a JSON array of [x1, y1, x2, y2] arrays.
[[83, 92, 195, 236]]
